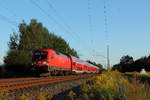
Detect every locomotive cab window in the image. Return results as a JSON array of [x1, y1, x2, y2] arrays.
[[55, 51, 68, 58], [33, 51, 48, 60]]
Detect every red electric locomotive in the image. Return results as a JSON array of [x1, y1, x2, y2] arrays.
[[32, 49, 100, 76]]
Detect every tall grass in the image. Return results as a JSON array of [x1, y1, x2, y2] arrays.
[[68, 71, 150, 100], [0, 91, 9, 100]]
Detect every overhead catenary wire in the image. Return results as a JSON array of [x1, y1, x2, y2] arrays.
[[88, 0, 94, 44], [0, 13, 18, 27], [30, 0, 86, 55], [0, 5, 17, 18], [0, 0, 18, 27], [44, 0, 102, 59], [104, 0, 109, 44], [88, 0, 98, 61], [29, 0, 77, 41], [0, 0, 109, 64], [44, 0, 91, 50], [45, 0, 81, 40], [30, 0, 88, 48], [0, 0, 23, 23], [0, 0, 87, 58], [92, 50, 107, 59], [29, 0, 108, 63], [30, 0, 94, 57], [88, 0, 110, 66], [87, 0, 107, 63]]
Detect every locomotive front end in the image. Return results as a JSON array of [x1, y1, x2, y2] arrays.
[[32, 50, 50, 73]]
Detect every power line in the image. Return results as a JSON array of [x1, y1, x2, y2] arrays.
[[0, 0, 22, 21], [92, 50, 107, 59], [1, 6, 17, 18], [29, 0, 108, 62], [45, 0, 80, 39], [104, 0, 109, 44], [0, 0, 17, 25], [88, 0, 94, 44], [87, 0, 108, 63], [88, 0, 100, 60], [44, 0, 108, 63], [0, 13, 18, 27], [30, 0, 81, 43], [30, 0, 93, 58], [44, 0, 90, 49]]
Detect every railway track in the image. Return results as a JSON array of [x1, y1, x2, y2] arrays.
[[0, 74, 95, 92]]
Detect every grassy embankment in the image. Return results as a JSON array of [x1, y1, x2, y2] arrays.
[[68, 71, 150, 100]]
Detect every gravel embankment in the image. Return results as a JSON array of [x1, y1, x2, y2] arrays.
[[4, 78, 92, 100]]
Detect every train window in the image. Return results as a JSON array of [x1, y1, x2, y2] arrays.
[[55, 51, 68, 58], [59, 53, 68, 58], [33, 51, 48, 60], [76, 66, 82, 71], [75, 58, 85, 63]]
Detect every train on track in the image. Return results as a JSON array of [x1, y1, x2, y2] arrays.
[[32, 49, 100, 76]]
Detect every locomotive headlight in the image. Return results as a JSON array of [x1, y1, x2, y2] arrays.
[[32, 62, 36, 65], [43, 62, 49, 65]]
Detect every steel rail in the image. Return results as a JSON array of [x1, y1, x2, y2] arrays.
[[0, 74, 95, 91]]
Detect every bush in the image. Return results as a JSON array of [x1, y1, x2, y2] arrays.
[[68, 71, 150, 100], [0, 91, 9, 100]]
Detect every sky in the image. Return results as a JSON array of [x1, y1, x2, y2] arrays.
[[0, 0, 150, 67]]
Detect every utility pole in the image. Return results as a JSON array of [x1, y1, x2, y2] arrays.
[[107, 45, 110, 70]]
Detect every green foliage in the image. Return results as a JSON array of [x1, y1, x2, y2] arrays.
[[4, 50, 31, 74], [0, 91, 9, 100], [68, 91, 76, 100], [4, 19, 79, 74], [8, 32, 19, 50], [112, 55, 135, 72], [134, 56, 150, 72], [112, 55, 150, 72], [79, 93, 90, 100], [120, 55, 134, 65]]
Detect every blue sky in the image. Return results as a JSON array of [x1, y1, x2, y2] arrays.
[[0, 0, 150, 67]]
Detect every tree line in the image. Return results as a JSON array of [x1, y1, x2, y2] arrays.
[[3, 19, 79, 75], [112, 55, 150, 72]]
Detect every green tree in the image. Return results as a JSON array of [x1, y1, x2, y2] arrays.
[[112, 64, 121, 71], [134, 56, 150, 72], [4, 19, 79, 74], [112, 55, 150, 72], [120, 55, 134, 65], [112, 55, 134, 72], [8, 32, 19, 50]]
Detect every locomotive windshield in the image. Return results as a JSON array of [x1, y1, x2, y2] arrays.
[[33, 51, 48, 60]]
